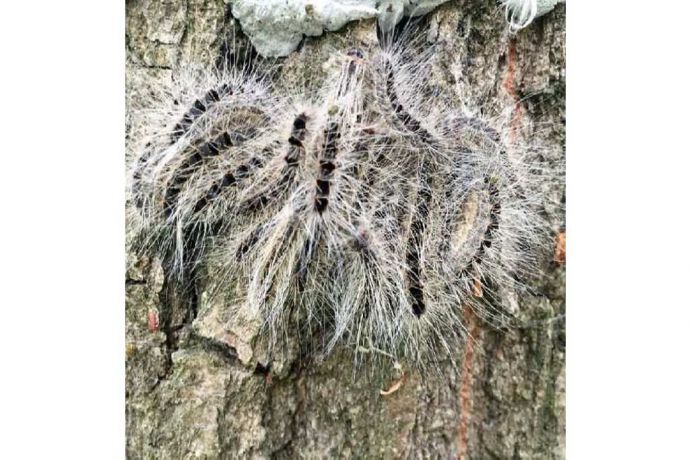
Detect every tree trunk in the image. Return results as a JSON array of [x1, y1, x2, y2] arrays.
[[125, 0, 565, 458]]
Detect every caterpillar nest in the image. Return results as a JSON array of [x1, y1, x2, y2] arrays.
[[127, 31, 561, 366]]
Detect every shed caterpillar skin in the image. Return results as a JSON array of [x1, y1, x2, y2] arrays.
[[500, 0, 563, 30], [127, 29, 562, 366]]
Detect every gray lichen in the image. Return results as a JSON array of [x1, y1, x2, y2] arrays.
[[228, 0, 453, 56]]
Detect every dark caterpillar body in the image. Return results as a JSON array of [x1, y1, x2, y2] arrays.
[[383, 60, 434, 144], [314, 120, 341, 213], [296, 121, 344, 287], [171, 84, 232, 142], [439, 115, 501, 274], [236, 225, 263, 260], [381, 57, 440, 318], [229, 113, 311, 266], [241, 113, 308, 213], [454, 118, 505, 277], [163, 129, 236, 218], [405, 170, 432, 317], [341, 47, 364, 95], [448, 177, 502, 287], [193, 152, 267, 214], [162, 101, 271, 219], [132, 85, 235, 211], [472, 178, 501, 266], [312, 50, 364, 215]]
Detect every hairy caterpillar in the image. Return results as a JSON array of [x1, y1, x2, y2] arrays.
[[126, 24, 562, 366]]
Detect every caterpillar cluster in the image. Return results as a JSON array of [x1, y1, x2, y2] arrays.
[[127, 30, 559, 365]]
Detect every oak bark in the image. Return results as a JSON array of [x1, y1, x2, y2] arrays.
[[125, 1, 565, 457]]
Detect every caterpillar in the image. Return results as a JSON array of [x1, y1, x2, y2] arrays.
[[126, 25, 562, 366]]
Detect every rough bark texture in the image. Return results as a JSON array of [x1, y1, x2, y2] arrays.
[[125, 0, 565, 458]]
